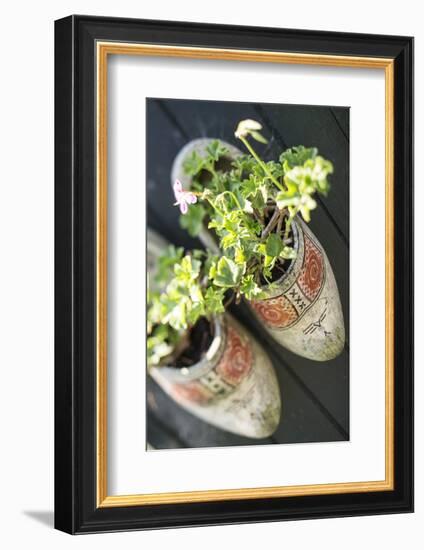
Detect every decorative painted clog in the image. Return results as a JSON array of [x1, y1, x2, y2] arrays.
[[172, 140, 345, 362], [171, 138, 242, 253], [147, 228, 282, 438], [149, 315, 281, 438], [249, 218, 345, 361]]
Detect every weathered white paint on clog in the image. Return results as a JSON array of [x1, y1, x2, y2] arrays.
[[249, 218, 345, 361], [150, 315, 281, 438], [171, 138, 242, 253]]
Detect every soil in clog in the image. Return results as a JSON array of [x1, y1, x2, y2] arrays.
[[174, 317, 215, 368]]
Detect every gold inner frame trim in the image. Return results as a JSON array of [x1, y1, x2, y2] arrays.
[[96, 42, 395, 508]]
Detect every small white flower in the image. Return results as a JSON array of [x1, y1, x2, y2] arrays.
[[234, 119, 263, 139]]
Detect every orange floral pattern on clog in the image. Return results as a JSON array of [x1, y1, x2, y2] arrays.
[[250, 295, 298, 329], [251, 234, 324, 330], [216, 325, 252, 385]]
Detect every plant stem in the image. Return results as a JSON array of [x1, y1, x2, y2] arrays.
[[261, 207, 280, 239], [239, 136, 285, 192], [218, 190, 242, 210], [204, 196, 225, 218], [224, 292, 236, 308], [276, 210, 284, 235], [252, 207, 263, 224], [284, 208, 298, 241], [205, 161, 217, 178]]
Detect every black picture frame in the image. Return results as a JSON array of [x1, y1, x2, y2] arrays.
[[55, 15, 414, 534]]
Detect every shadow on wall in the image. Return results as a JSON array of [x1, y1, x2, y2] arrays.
[[23, 510, 54, 529]]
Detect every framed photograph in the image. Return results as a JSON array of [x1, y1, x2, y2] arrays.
[[54, 15, 413, 533]]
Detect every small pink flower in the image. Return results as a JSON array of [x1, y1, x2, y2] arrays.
[[173, 179, 197, 214]]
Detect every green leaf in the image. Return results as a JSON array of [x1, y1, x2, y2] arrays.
[[266, 160, 283, 179], [204, 252, 218, 275], [233, 155, 257, 178], [183, 150, 205, 176], [179, 203, 206, 237], [174, 255, 201, 284], [206, 140, 228, 162], [280, 145, 318, 168], [306, 156, 333, 195], [265, 233, 284, 258], [234, 246, 246, 265], [256, 243, 267, 256], [250, 130, 268, 144], [155, 245, 184, 284], [221, 231, 239, 250], [191, 249, 207, 260], [213, 257, 244, 288], [186, 301, 205, 326], [189, 283, 204, 303], [251, 188, 266, 211], [223, 213, 241, 233], [259, 184, 268, 203], [147, 322, 180, 366], [163, 299, 187, 331], [208, 259, 218, 280], [240, 275, 263, 300], [280, 246, 297, 260], [263, 254, 276, 269], [204, 287, 225, 314], [275, 192, 300, 210], [240, 175, 259, 198], [299, 195, 317, 222]]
